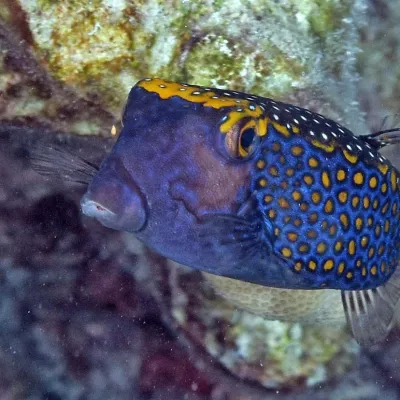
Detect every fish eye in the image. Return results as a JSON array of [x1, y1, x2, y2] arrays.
[[224, 119, 260, 159]]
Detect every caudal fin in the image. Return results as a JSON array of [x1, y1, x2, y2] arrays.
[[341, 267, 400, 346]]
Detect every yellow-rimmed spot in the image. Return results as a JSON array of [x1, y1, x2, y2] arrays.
[[308, 260, 317, 271], [268, 209, 277, 219], [311, 191, 322, 204], [278, 197, 290, 209], [369, 176, 378, 189], [338, 262, 345, 275], [343, 150, 358, 164], [272, 121, 290, 137], [268, 166, 279, 177], [308, 157, 319, 168], [323, 259, 335, 271], [259, 178, 268, 187], [312, 140, 335, 152], [337, 169, 346, 182], [363, 196, 370, 209], [291, 145, 304, 156], [287, 232, 298, 242], [378, 163, 389, 175], [340, 213, 349, 230], [351, 195, 360, 208], [257, 160, 266, 169], [360, 235, 369, 248], [353, 172, 364, 185], [338, 191, 348, 204], [355, 217, 363, 231], [307, 229, 318, 239], [324, 198, 334, 213], [348, 239, 356, 256], [299, 243, 310, 253], [264, 194, 273, 204], [317, 242, 327, 254], [304, 175, 314, 185], [371, 265, 377, 276], [285, 168, 295, 177], [334, 240, 343, 253], [346, 271, 353, 280], [281, 247, 292, 257], [321, 171, 331, 189], [294, 262, 302, 272], [292, 191, 302, 201]]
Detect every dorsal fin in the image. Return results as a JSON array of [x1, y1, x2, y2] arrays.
[[341, 266, 400, 346], [361, 128, 400, 149]]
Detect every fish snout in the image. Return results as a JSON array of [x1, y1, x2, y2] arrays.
[[81, 175, 147, 233]]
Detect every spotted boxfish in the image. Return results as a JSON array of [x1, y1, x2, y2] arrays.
[[31, 78, 400, 346]]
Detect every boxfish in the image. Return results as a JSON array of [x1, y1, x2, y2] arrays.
[[31, 78, 400, 346]]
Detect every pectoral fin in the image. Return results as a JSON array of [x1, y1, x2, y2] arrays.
[[341, 269, 400, 346]]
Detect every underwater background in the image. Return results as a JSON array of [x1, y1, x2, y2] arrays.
[[1, 0, 400, 399]]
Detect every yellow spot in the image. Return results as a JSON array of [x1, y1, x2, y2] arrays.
[[317, 242, 327, 254], [281, 247, 292, 258], [348, 239, 356, 256], [329, 224, 337, 236], [308, 213, 318, 224], [369, 176, 378, 189], [334, 240, 343, 253], [371, 265, 377, 276], [339, 213, 349, 229], [378, 163, 389, 175], [338, 191, 348, 204], [292, 191, 302, 201], [259, 178, 267, 187], [373, 199, 379, 210], [257, 160, 266, 169], [308, 260, 317, 271], [307, 229, 318, 239], [378, 244, 385, 255], [392, 202, 398, 216], [286, 168, 295, 177], [304, 175, 314, 185], [294, 262, 302, 271], [351, 195, 360, 208], [292, 125, 300, 134], [355, 217, 363, 231], [268, 209, 277, 219], [308, 157, 319, 168], [346, 271, 353, 279], [269, 166, 279, 177], [278, 197, 290, 209], [356, 259, 362, 268], [300, 202, 309, 211], [311, 191, 322, 204], [287, 232, 298, 242], [343, 150, 358, 164], [368, 247, 375, 259], [321, 220, 328, 230], [299, 243, 310, 253], [324, 199, 334, 213], [363, 196, 370, 209], [338, 262, 345, 275], [353, 172, 364, 185], [382, 201, 389, 215], [362, 267, 367, 276], [337, 169, 346, 182], [375, 225, 381, 237], [291, 145, 304, 156], [381, 262, 386, 273], [110, 125, 117, 136], [280, 180, 289, 190], [323, 259, 335, 271], [384, 219, 390, 233], [284, 216, 291, 223], [381, 182, 388, 194], [312, 140, 335, 152], [391, 170, 398, 191], [367, 217, 373, 226], [274, 227, 280, 236], [321, 171, 331, 189], [293, 217, 302, 227], [272, 122, 290, 137], [279, 156, 286, 165], [360, 235, 369, 248], [264, 195, 273, 203], [272, 142, 281, 152]]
